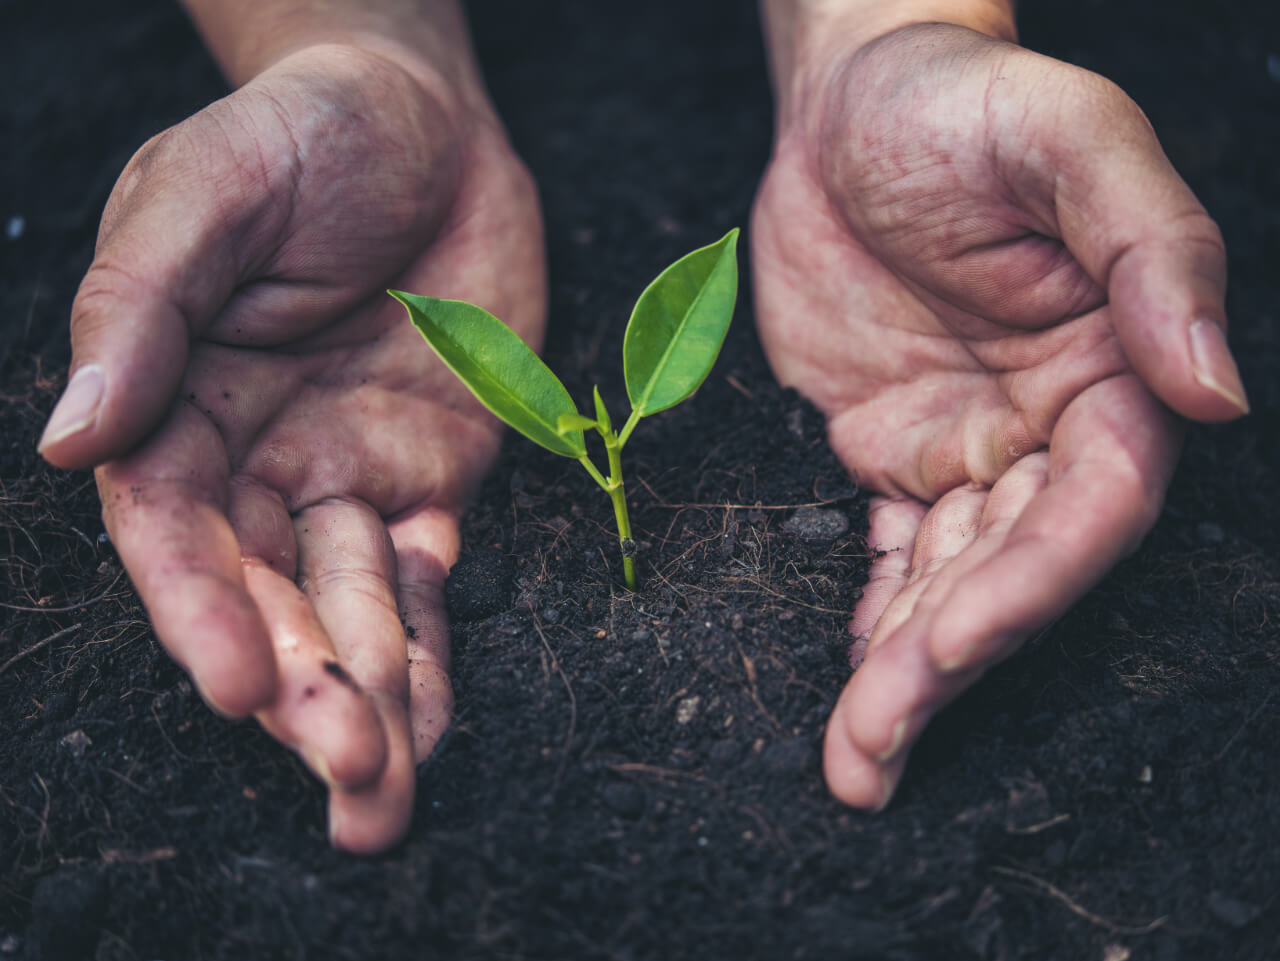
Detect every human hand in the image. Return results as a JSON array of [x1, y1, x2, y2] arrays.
[[39, 42, 545, 851], [751, 19, 1247, 808]]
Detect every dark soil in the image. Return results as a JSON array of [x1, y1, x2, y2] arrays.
[[3, 1, 1279, 959]]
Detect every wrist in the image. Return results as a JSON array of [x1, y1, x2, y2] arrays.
[[179, 0, 493, 122], [761, 0, 1017, 129]]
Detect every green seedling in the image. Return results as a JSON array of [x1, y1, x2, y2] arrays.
[[390, 228, 740, 591]]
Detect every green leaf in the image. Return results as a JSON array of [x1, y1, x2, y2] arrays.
[[623, 228, 739, 419], [557, 412, 598, 435], [592, 386, 612, 434], [390, 291, 586, 458]]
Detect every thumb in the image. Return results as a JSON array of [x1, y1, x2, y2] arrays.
[[1044, 73, 1247, 422], [38, 98, 286, 468]]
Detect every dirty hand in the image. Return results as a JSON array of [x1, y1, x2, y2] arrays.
[[752, 16, 1247, 808], [38, 41, 545, 851]]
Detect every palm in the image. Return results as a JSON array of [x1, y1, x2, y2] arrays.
[[751, 24, 1200, 808], [72, 46, 546, 850], [756, 26, 1151, 498]]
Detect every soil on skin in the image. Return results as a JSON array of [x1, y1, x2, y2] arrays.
[[3, 1, 1279, 959]]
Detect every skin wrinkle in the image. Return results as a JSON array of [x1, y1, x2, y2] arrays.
[[202, 56, 463, 349], [827, 109, 1094, 327], [119, 501, 248, 603], [1103, 215, 1226, 298], [138, 557, 242, 603], [245, 87, 307, 262], [978, 42, 1012, 160], [240, 374, 489, 521], [1049, 455, 1149, 520], [814, 216, 1140, 495], [105, 453, 230, 508], [111, 149, 254, 331], [1052, 461, 1159, 556], [231, 360, 339, 478], [70, 265, 195, 383], [1051, 401, 1172, 522], [184, 106, 290, 290], [902, 477, 1042, 624]]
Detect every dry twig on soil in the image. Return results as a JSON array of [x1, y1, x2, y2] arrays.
[[0, 622, 82, 675]]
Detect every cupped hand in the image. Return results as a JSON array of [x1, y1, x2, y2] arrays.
[[39, 44, 545, 851], [751, 23, 1247, 809]]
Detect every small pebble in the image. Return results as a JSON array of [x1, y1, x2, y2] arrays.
[[707, 739, 743, 767], [675, 695, 701, 725], [784, 408, 806, 438], [760, 737, 813, 775], [5, 216, 23, 240], [783, 507, 849, 540], [58, 729, 92, 758]]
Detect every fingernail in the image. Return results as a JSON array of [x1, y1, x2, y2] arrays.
[[193, 678, 235, 719], [848, 635, 869, 671], [872, 767, 898, 813], [327, 806, 345, 848], [937, 641, 978, 674], [876, 717, 908, 763], [39, 364, 106, 451], [301, 747, 340, 790], [1189, 321, 1249, 414]]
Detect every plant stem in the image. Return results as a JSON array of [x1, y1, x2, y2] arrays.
[[602, 432, 637, 591], [577, 407, 639, 590], [616, 408, 643, 449], [577, 453, 610, 492]]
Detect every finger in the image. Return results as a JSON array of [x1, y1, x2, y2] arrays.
[[387, 506, 462, 763], [227, 476, 298, 579], [849, 496, 926, 646], [244, 558, 389, 792], [97, 403, 276, 717], [827, 375, 1179, 810], [904, 484, 986, 586], [327, 693, 416, 854], [1025, 67, 1247, 420], [293, 497, 417, 851], [824, 455, 1049, 808], [38, 100, 287, 469], [925, 376, 1179, 672], [864, 484, 988, 651]]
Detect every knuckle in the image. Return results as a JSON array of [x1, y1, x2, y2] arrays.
[[70, 260, 149, 342], [307, 566, 399, 613]]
